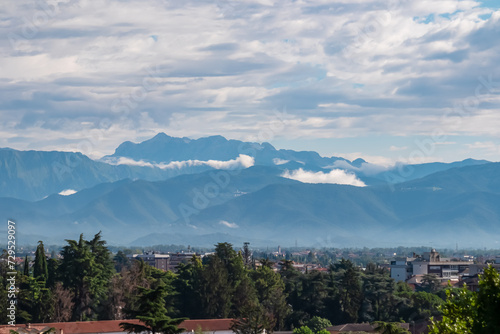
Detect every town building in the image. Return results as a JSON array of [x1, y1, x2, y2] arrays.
[[390, 249, 500, 284], [128, 252, 171, 271], [127, 251, 202, 272]]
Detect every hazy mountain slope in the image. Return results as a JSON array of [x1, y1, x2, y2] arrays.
[[0, 148, 219, 201], [186, 183, 400, 242], [393, 162, 500, 194], [2, 161, 500, 247], [0, 166, 300, 242], [373, 158, 490, 183]]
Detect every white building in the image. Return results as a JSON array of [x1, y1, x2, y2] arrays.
[[390, 249, 476, 282]]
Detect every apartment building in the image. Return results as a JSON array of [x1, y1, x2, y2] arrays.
[[128, 251, 202, 272], [390, 249, 475, 282]]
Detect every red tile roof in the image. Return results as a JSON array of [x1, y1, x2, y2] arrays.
[[181, 319, 234, 332], [0, 319, 234, 334], [0, 324, 55, 334]]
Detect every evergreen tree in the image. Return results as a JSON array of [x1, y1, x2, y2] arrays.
[[120, 285, 186, 334], [243, 242, 252, 268], [231, 303, 270, 334], [59, 232, 114, 321], [174, 257, 204, 319], [251, 265, 290, 331], [33, 241, 48, 281], [335, 261, 362, 323], [27, 276, 54, 323], [232, 273, 260, 318], [361, 268, 396, 322], [23, 255, 29, 277], [420, 274, 441, 293], [201, 254, 232, 318], [47, 258, 59, 289], [114, 251, 131, 272]]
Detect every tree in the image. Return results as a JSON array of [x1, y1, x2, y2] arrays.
[[373, 321, 410, 334], [231, 304, 269, 334], [47, 258, 59, 289], [286, 271, 329, 327], [201, 255, 232, 318], [474, 265, 500, 333], [59, 232, 114, 321], [59, 234, 95, 320], [251, 265, 290, 331], [428, 284, 476, 334], [420, 274, 441, 293], [33, 241, 48, 281], [52, 282, 74, 322], [120, 285, 186, 334], [174, 257, 204, 319], [23, 255, 29, 276], [292, 326, 314, 334], [199, 243, 248, 318], [114, 251, 131, 272], [116, 259, 152, 320], [232, 273, 260, 318], [305, 317, 332, 333], [27, 276, 54, 323], [429, 265, 500, 333], [361, 268, 396, 322], [243, 242, 252, 268], [338, 265, 362, 323]]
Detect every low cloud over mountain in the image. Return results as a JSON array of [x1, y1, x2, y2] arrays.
[[281, 168, 366, 187]]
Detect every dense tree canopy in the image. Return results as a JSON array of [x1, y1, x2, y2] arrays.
[[4, 237, 498, 334]]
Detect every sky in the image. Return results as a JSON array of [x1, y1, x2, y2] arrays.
[[1, 0, 500, 165]]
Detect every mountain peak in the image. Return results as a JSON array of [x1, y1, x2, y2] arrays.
[[152, 132, 170, 139], [352, 158, 367, 167]]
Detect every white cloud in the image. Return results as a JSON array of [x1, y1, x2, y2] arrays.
[[467, 141, 497, 150], [331, 160, 391, 176], [219, 220, 239, 228], [281, 168, 366, 187], [273, 158, 289, 165], [390, 145, 408, 151], [0, 0, 499, 162], [103, 154, 255, 170], [59, 189, 77, 196]]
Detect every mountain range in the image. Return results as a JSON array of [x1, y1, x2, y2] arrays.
[[0, 133, 497, 248]]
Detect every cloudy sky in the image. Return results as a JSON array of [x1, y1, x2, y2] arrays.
[[1, 0, 500, 164]]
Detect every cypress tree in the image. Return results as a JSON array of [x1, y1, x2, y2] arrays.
[[33, 241, 48, 281], [23, 255, 29, 276]]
